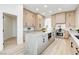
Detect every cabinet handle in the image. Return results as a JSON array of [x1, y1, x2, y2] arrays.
[[75, 53, 78, 55], [76, 48, 79, 53], [71, 42, 73, 48], [75, 48, 79, 55], [43, 38, 45, 43]]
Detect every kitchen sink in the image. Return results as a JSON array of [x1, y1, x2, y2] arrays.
[[75, 35, 79, 39]]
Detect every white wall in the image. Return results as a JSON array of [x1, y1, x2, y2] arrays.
[[17, 5, 23, 44], [0, 12, 3, 51], [12, 17, 17, 37], [75, 6, 79, 29], [0, 4, 23, 51]]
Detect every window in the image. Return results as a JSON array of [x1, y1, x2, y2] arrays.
[[44, 17, 52, 32]]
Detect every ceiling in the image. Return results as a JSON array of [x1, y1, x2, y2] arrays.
[[24, 4, 78, 17]]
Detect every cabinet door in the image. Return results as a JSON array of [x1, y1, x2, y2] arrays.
[[51, 15, 56, 28], [37, 35, 44, 54], [27, 13, 35, 27], [36, 14, 44, 30], [66, 12, 75, 27], [23, 9, 36, 27], [23, 10, 28, 26], [41, 33, 48, 53], [23, 10, 31, 26], [63, 31, 69, 39], [56, 13, 65, 24], [37, 34, 48, 54]]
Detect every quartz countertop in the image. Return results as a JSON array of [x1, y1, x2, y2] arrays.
[[24, 31, 52, 37], [25, 30, 52, 34]]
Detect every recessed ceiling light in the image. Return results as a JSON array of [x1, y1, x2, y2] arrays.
[[44, 5, 48, 8], [58, 8, 62, 11], [42, 13, 45, 15], [49, 11, 52, 13], [36, 8, 39, 11]]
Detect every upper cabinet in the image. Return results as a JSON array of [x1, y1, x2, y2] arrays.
[[66, 11, 75, 27], [23, 9, 36, 27], [35, 14, 45, 30], [51, 11, 75, 29], [51, 15, 56, 27], [56, 13, 65, 24], [23, 8, 45, 30]]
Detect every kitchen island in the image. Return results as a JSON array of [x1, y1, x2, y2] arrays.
[[24, 31, 54, 55]]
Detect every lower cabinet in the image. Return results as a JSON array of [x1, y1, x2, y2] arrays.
[[37, 32, 55, 54], [69, 36, 79, 55], [37, 33, 48, 54], [25, 33, 48, 55], [63, 31, 69, 39]]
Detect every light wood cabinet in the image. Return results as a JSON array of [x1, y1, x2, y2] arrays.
[[35, 14, 45, 30], [51, 15, 56, 28], [23, 9, 36, 27], [23, 9, 45, 30], [51, 13, 66, 31], [63, 31, 69, 39], [66, 11, 75, 28], [51, 11, 75, 29], [56, 13, 65, 24]]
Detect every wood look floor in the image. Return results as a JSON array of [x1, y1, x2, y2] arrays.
[[0, 38, 25, 55], [0, 37, 76, 55], [42, 38, 75, 55], [4, 37, 17, 49]]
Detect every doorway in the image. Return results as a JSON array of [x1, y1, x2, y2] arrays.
[[3, 13, 17, 50]]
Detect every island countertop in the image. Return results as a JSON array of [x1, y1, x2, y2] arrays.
[[24, 31, 52, 35]]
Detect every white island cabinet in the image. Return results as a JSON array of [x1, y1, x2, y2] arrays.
[[25, 32, 48, 55]]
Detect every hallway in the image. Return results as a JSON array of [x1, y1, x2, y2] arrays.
[[42, 38, 75, 55]]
